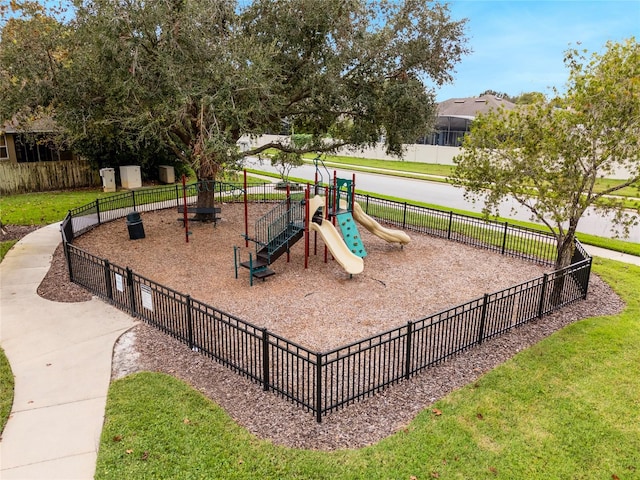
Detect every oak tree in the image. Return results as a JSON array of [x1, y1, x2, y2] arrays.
[[50, 0, 466, 211]]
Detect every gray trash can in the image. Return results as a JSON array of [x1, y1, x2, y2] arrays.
[[126, 211, 145, 240]]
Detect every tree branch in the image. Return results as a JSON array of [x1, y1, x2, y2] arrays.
[[241, 140, 349, 158]]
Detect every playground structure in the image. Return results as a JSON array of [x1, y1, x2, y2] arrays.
[[235, 161, 411, 284]]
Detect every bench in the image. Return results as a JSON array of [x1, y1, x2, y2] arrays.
[[177, 206, 221, 226]]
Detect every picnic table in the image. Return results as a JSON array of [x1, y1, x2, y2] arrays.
[[177, 206, 221, 226]]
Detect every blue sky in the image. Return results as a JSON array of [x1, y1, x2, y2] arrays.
[[433, 0, 639, 101]]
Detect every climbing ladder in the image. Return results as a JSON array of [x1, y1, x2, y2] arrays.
[[336, 212, 367, 258], [327, 176, 367, 258]]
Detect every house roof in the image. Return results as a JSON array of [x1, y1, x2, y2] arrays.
[[2, 116, 59, 134], [436, 95, 516, 130], [438, 94, 516, 118]]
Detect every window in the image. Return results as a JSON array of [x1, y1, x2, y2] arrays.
[[0, 134, 8, 160], [14, 134, 74, 162]]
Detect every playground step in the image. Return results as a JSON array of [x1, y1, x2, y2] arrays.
[[258, 225, 304, 264], [251, 267, 276, 280], [240, 259, 270, 270]]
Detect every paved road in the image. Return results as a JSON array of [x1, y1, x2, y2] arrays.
[[244, 158, 640, 243]]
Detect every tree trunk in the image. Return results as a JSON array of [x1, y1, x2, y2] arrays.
[[194, 178, 217, 222], [550, 234, 576, 306]]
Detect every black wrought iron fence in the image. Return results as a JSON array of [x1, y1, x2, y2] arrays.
[[59, 182, 591, 422], [354, 194, 558, 265]]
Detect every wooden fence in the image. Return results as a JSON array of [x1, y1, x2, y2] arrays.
[[0, 160, 100, 194]]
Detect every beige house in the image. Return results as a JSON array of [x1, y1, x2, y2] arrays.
[[423, 94, 516, 146], [0, 118, 96, 194], [0, 117, 75, 163]]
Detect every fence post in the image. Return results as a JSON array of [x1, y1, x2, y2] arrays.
[[126, 267, 137, 316], [365, 195, 370, 214], [131, 190, 136, 210], [175, 184, 180, 206], [402, 202, 408, 230], [315, 353, 323, 423], [104, 259, 112, 302], [404, 321, 413, 380], [96, 201, 101, 226], [477, 294, 489, 344], [447, 211, 453, 239], [538, 273, 549, 318], [262, 328, 270, 391], [583, 258, 592, 299], [64, 240, 74, 282], [67, 209, 74, 240], [501, 222, 508, 255], [186, 295, 194, 349]]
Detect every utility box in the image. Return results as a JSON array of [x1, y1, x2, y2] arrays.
[[119, 165, 142, 189], [99, 168, 116, 192], [158, 165, 175, 184]]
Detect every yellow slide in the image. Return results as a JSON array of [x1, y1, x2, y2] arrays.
[[310, 220, 365, 275], [352, 202, 411, 245], [307, 196, 364, 275]]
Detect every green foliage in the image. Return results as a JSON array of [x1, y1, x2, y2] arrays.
[[0, 347, 14, 436], [96, 260, 640, 479], [270, 151, 303, 183], [1, 0, 469, 184], [513, 91, 546, 105], [454, 38, 640, 268]]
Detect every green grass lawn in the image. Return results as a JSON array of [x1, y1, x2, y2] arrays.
[[95, 258, 640, 479], [0, 241, 17, 435], [303, 154, 455, 178], [0, 240, 17, 262], [0, 348, 14, 436], [0, 188, 110, 225]]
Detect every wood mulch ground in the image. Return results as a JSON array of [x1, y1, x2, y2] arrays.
[[72, 204, 551, 351], [28, 202, 624, 450]]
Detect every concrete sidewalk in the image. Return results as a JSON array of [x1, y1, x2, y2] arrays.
[[583, 244, 640, 266], [0, 223, 134, 480]]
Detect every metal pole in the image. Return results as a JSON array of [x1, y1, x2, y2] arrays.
[[315, 353, 323, 423], [182, 174, 189, 243], [404, 321, 413, 380], [126, 267, 136, 316], [538, 273, 549, 318], [186, 295, 194, 349], [262, 328, 270, 391], [478, 293, 489, 344], [244, 170, 249, 247], [501, 222, 509, 255], [104, 259, 113, 302], [351, 173, 356, 212], [305, 186, 309, 269], [332, 170, 337, 218], [233, 246, 239, 279], [286, 183, 291, 263], [324, 186, 328, 263]]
